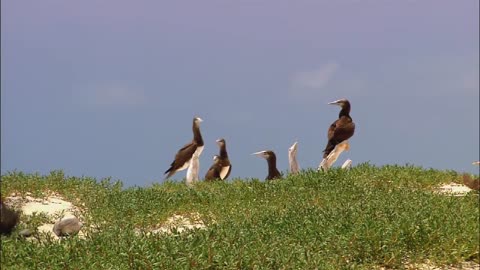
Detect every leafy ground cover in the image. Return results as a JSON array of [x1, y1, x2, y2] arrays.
[[1, 164, 478, 269]]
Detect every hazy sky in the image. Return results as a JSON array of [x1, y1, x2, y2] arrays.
[[2, 1, 479, 186]]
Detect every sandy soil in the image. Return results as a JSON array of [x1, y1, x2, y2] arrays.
[[435, 183, 476, 196], [5, 192, 84, 239], [135, 212, 208, 235]]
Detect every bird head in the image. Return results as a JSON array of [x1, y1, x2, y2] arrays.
[[328, 99, 349, 108], [193, 117, 203, 126], [252, 150, 275, 160], [288, 141, 298, 154], [216, 138, 226, 147]]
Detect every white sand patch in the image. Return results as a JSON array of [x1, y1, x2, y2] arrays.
[[155, 213, 206, 234], [406, 260, 479, 270], [435, 183, 474, 196], [136, 212, 208, 235], [22, 197, 75, 217], [5, 192, 85, 240]]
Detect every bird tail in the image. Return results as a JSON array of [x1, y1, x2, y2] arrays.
[[164, 167, 175, 179], [323, 141, 336, 159]]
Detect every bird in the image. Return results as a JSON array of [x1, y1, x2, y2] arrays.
[[462, 174, 480, 191], [204, 155, 222, 181], [164, 117, 204, 179], [323, 99, 355, 159], [288, 141, 300, 174], [462, 161, 480, 191], [252, 150, 282, 180], [214, 138, 232, 180], [0, 199, 19, 235]]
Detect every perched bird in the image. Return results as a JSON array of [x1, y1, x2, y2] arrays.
[[288, 141, 300, 174], [214, 138, 232, 180], [323, 99, 355, 159], [164, 117, 204, 179], [252, 150, 282, 180], [0, 199, 19, 235], [205, 155, 222, 181]]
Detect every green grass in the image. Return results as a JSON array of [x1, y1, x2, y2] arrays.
[[1, 164, 479, 269]]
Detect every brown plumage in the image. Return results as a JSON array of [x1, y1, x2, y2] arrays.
[[323, 99, 355, 158], [205, 139, 232, 181], [0, 199, 19, 235], [164, 117, 204, 178], [215, 138, 232, 180], [252, 150, 282, 180], [205, 155, 222, 181], [463, 174, 480, 191]]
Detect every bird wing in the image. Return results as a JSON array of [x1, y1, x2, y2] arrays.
[[164, 141, 198, 177], [327, 120, 338, 141], [205, 163, 221, 181], [329, 118, 355, 142]]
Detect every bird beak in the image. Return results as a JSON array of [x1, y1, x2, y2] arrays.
[[196, 117, 203, 122], [252, 151, 265, 157], [289, 142, 298, 151], [473, 161, 480, 166], [328, 100, 342, 105]]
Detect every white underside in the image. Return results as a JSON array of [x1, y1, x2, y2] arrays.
[[194, 146, 204, 157], [186, 146, 204, 186], [176, 146, 204, 173], [177, 160, 191, 172], [288, 141, 299, 174], [219, 165, 231, 180]]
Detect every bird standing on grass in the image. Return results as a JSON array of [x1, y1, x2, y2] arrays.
[[164, 117, 204, 179], [215, 138, 232, 180], [252, 150, 282, 180], [323, 99, 355, 159]]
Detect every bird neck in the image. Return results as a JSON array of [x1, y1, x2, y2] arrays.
[[192, 124, 204, 146], [267, 156, 279, 177], [339, 103, 351, 118], [219, 145, 228, 158]]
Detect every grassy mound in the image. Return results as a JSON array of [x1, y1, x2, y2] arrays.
[[1, 164, 478, 269]]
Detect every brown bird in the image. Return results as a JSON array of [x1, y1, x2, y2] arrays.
[[323, 99, 355, 158], [0, 199, 19, 235], [462, 174, 480, 191], [252, 150, 282, 180], [164, 117, 204, 179], [204, 155, 222, 181], [215, 138, 232, 180]]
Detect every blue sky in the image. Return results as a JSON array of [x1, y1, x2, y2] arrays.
[[2, 1, 478, 186]]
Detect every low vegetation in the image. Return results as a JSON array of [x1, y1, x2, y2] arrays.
[[1, 164, 478, 269]]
